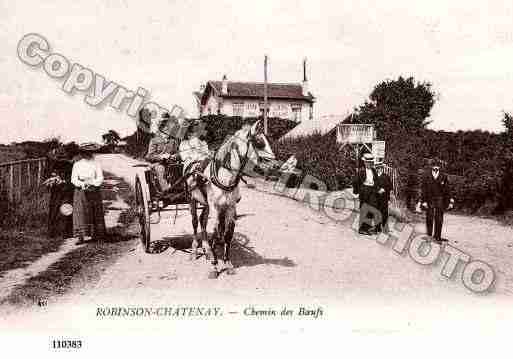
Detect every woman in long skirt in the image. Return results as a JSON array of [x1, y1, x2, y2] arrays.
[[71, 144, 106, 244]]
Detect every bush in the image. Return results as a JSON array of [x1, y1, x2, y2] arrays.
[[272, 131, 355, 190], [201, 115, 299, 149]]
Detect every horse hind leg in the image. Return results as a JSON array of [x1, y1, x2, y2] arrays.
[[222, 207, 236, 275], [189, 198, 199, 261]]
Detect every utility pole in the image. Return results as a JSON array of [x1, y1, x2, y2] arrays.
[[263, 55, 268, 135]]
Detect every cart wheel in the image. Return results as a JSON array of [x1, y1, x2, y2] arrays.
[[135, 174, 151, 253]]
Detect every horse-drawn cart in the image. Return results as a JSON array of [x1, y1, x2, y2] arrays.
[[133, 160, 190, 253]]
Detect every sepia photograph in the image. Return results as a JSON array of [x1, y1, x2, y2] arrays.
[[0, 0, 512, 356]]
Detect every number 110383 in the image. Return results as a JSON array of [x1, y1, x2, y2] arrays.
[[51, 339, 82, 349]]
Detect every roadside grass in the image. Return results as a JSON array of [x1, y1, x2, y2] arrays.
[[0, 186, 65, 277], [0, 230, 64, 278], [1, 236, 136, 307], [3, 186, 49, 230]]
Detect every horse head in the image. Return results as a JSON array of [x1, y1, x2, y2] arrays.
[[247, 120, 272, 169]]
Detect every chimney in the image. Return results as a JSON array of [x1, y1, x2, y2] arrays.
[[302, 58, 308, 97], [222, 74, 228, 95]]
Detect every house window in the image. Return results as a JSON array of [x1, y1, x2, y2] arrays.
[[273, 103, 288, 117], [291, 104, 302, 122], [233, 103, 244, 117], [246, 102, 257, 110]]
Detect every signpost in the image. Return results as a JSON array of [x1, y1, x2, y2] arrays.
[[336, 124, 375, 148], [372, 140, 386, 160], [337, 124, 375, 171]]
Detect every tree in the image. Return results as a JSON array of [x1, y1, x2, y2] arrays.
[[347, 76, 436, 135], [102, 130, 121, 148], [503, 111, 513, 133], [496, 112, 513, 213], [501, 111, 513, 148]]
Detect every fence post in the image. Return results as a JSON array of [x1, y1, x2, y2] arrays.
[[18, 163, 22, 202], [27, 161, 31, 189], [9, 164, 13, 202], [37, 159, 42, 185]]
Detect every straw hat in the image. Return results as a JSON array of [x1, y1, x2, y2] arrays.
[[429, 158, 444, 168], [79, 142, 101, 152]]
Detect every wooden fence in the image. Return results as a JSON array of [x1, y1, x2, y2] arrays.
[[383, 164, 399, 197], [0, 157, 47, 202]]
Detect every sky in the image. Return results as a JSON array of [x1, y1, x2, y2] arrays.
[[1, 0, 513, 143]]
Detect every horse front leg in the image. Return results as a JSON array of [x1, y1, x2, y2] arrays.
[[189, 198, 199, 261], [207, 208, 224, 279], [222, 206, 236, 275], [199, 203, 214, 260]]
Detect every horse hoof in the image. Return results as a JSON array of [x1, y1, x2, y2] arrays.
[[226, 267, 236, 275], [208, 271, 218, 279]]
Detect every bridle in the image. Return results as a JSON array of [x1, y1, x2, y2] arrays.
[[210, 131, 259, 192]]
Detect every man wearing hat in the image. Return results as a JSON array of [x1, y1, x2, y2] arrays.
[[145, 112, 180, 194], [179, 119, 211, 176], [374, 160, 392, 233], [418, 158, 454, 242], [353, 153, 381, 235]]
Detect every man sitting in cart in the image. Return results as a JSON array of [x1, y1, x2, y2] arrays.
[[145, 112, 180, 194]]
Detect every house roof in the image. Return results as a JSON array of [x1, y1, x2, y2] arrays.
[[281, 114, 350, 139], [204, 81, 315, 103]]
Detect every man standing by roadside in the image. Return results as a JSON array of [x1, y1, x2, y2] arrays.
[[374, 160, 392, 233], [418, 158, 454, 243], [353, 153, 380, 235]]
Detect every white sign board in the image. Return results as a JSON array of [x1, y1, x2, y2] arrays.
[[337, 124, 375, 144], [372, 140, 386, 158]]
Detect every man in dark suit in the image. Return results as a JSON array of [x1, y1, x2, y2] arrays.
[[418, 159, 454, 242], [353, 153, 380, 235], [374, 160, 392, 233]]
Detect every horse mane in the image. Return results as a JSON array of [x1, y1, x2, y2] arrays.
[[214, 134, 235, 167], [215, 128, 248, 167]]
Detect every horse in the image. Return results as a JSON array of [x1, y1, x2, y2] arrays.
[[186, 120, 266, 279]]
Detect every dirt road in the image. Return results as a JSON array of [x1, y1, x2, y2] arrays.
[[3, 154, 512, 333]]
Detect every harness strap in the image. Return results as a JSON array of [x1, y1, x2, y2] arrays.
[[184, 160, 209, 203], [211, 146, 249, 192]]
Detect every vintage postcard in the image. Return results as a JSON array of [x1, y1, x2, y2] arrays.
[[1, 0, 511, 356]]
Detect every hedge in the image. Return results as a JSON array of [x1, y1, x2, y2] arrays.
[[272, 131, 356, 191], [201, 115, 299, 149]]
